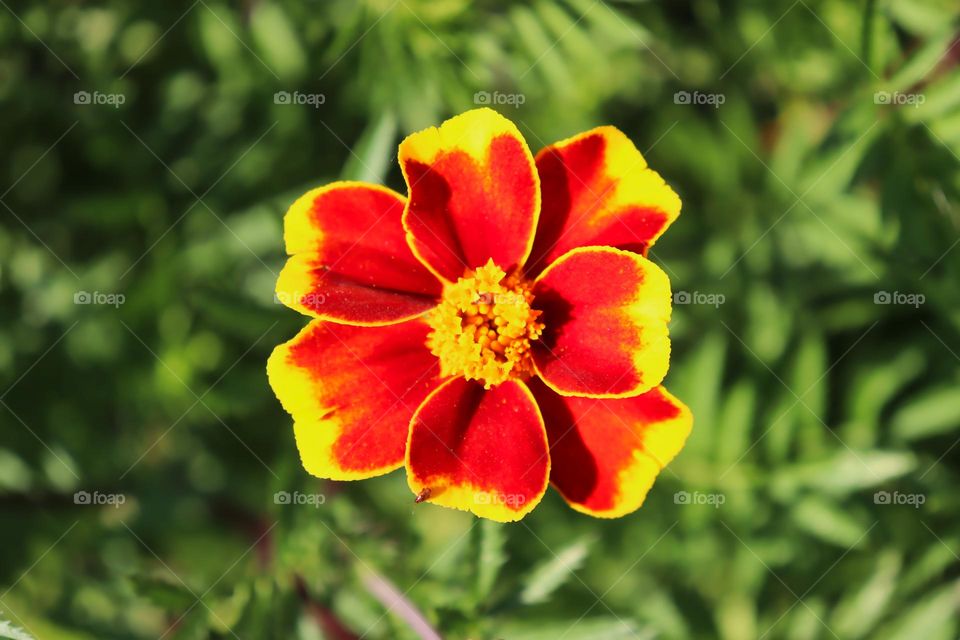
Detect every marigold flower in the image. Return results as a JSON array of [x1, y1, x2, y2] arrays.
[[268, 108, 692, 522]]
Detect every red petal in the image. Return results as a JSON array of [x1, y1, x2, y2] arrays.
[[530, 379, 692, 518], [399, 108, 540, 282], [532, 247, 672, 398], [526, 127, 681, 276], [278, 182, 442, 325], [268, 319, 445, 479], [405, 378, 549, 522]]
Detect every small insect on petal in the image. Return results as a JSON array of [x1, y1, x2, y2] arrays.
[[414, 488, 432, 504]]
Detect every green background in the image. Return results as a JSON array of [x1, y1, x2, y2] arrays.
[[2, 0, 960, 638]]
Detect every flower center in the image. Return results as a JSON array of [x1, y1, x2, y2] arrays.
[[426, 260, 544, 388]]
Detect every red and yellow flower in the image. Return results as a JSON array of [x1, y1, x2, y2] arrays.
[[268, 108, 692, 522]]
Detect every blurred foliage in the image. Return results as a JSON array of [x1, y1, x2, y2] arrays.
[[2, 0, 960, 638]]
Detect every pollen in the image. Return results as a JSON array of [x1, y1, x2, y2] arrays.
[[426, 260, 544, 388]]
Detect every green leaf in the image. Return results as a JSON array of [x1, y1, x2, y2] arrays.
[[791, 497, 871, 548], [716, 590, 757, 640], [198, 4, 243, 71], [249, 3, 307, 79], [877, 582, 960, 640], [830, 550, 901, 638], [0, 448, 32, 492], [847, 348, 925, 442], [498, 617, 651, 640], [764, 394, 800, 463], [906, 73, 960, 124], [716, 380, 756, 466], [574, 0, 655, 49], [791, 330, 828, 429], [899, 535, 960, 597], [0, 620, 36, 640], [884, 30, 957, 91], [510, 6, 573, 92], [745, 284, 792, 362], [634, 590, 689, 639], [520, 538, 591, 605], [130, 573, 198, 610], [340, 111, 398, 184], [772, 450, 916, 498], [884, 0, 958, 37], [784, 596, 828, 640], [891, 387, 960, 441], [673, 331, 726, 458], [475, 520, 508, 604], [798, 128, 879, 202], [770, 103, 825, 185]]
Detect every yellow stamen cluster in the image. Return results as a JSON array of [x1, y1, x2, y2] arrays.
[[427, 260, 544, 388]]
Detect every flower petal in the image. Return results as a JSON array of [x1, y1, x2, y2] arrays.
[[399, 108, 541, 282], [405, 378, 549, 522], [267, 319, 445, 480], [526, 127, 681, 276], [532, 246, 671, 398], [530, 379, 692, 518], [279, 182, 442, 326]]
